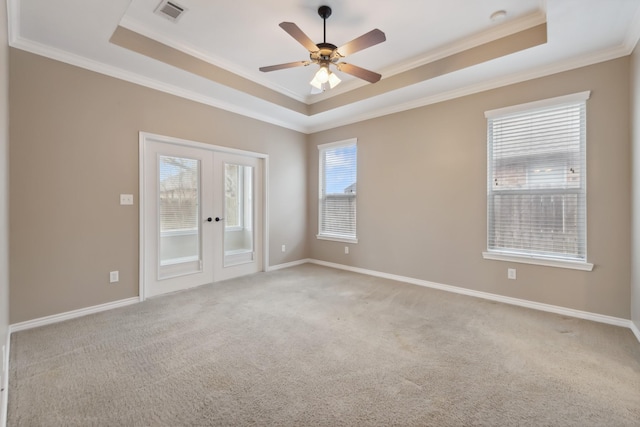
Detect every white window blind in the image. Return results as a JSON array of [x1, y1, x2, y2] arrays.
[[158, 155, 200, 266], [486, 92, 589, 262], [159, 156, 199, 232], [318, 139, 357, 242]]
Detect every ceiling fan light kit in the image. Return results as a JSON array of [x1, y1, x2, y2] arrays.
[[310, 63, 341, 91], [259, 5, 386, 92]]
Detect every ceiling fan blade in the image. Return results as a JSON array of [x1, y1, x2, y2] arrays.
[[337, 29, 386, 57], [336, 63, 382, 83], [279, 22, 319, 52], [259, 61, 311, 72]]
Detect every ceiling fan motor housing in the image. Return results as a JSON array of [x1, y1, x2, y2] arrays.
[[311, 42, 340, 63]]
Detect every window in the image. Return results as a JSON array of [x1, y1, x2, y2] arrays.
[[158, 155, 200, 266], [318, 139, 357, 243], [224, 163, 252, 231], [223, 162, 254, 264], [483, 92, 593, 271]]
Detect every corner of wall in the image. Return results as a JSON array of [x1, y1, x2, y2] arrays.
[[1, 0, 10, 423], [630, 41, 640, 340]]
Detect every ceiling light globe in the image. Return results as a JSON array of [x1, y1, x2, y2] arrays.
[[315, 66, 330, 83], [310, 76, 323, 90], [328, 72, 341, 89]]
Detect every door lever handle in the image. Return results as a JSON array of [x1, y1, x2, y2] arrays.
[[215, 217, 224, 222]]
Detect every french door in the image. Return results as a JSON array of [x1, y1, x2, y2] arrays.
[[213, 152, 263, 281], [141, 134, 264, 299]]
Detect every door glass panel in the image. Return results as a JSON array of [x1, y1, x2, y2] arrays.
[[158, 155, 200, 268], [224, 163, 254, 266]]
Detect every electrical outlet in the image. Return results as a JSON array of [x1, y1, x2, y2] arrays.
[[345, 246, 349, 254], [109, 271, 119, 283], [120, 194, 134, 205], [508, 268, 516, 280], [281, 244, 286, 252]]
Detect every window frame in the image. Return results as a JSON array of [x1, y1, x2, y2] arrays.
[[317, 138, 358, 244], [224, 163, 243, 231], [482, 91, 594, 271]]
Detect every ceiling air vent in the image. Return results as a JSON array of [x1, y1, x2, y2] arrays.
[[154, 0, 187, 22]]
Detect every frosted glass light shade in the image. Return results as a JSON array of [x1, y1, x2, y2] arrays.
[[310, 66, 341, 91]]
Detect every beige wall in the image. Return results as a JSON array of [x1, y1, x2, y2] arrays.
[[309, 58, 631, 319], [1, 0, 10, 387], [632, 44, 640, 331], [9, 49, 308, 323], [7, 45, 636, 324]]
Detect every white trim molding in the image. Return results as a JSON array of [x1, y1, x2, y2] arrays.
[[308, 259, 634, 331], [316, 235, 358, 244], [266, 258, 311, 272], [9, 298, 139, 333], [7, 36, 306, 134], [482, 252, 594, 271], [1, 331, 9, 427], [138, 132, 270, 301], [119, 15, 307, 104], [485, 91, 591, 118], [631, 322, 640, 343], [2, 297, 140, 426], [6, 8, 633, 137]]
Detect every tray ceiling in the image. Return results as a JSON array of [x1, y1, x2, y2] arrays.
[[8, 0, 640, 133]]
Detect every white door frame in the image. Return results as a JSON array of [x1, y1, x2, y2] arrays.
[[138, 132, 269, 301]]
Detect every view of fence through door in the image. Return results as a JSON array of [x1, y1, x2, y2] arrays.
[[141, 133, 265, 299]]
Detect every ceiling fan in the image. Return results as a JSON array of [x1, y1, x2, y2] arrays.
[[259, 5, 386, 92]]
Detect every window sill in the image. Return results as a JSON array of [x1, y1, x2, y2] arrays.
[[317, 234, 358, 244], [482, 251, 594, 271]]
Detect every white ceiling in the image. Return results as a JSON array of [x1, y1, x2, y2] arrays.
[[8, 0, 640, 133]]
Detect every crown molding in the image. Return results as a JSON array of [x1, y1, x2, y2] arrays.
[[119, 15, 308, 104], [9, 36, 308, 133], [6, 0, 636, 136], [307, 43, 631, 133], [10, 32, 632, 136], [623, 2, 640, 53], [386, 11, 548, 77], [7, 0, 20, 45], [309, 10, 548, 104], [122, 7, 547, 107]]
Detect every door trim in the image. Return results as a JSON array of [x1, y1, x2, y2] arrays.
[[139, 132, 269, 301]]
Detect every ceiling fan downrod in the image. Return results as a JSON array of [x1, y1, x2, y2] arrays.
[[318, 5, 332, 44]]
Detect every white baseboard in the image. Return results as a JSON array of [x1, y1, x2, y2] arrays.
[[266, 258, 311, 272], [1, 297, 139, 427], [0, 263, 637, 427], [1, 331, 9, 427], [308, 259, 636, 332], [631, 321, 640, 343], [9, 297, 140, 333]]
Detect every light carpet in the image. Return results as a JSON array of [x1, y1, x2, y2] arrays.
[[8, 264, 640, 426]]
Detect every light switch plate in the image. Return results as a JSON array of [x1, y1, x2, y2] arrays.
[[120, 194, 134, 205]]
